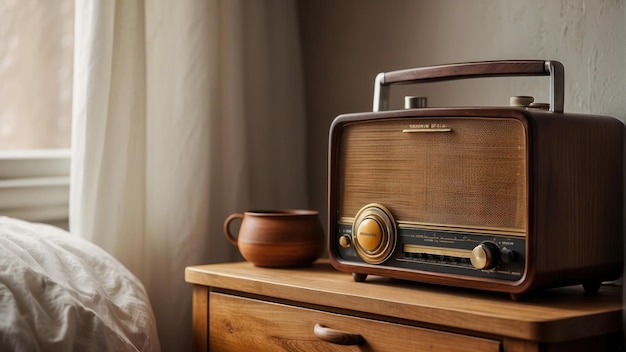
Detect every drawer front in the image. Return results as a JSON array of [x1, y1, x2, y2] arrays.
[[209, 292, 501, 351]]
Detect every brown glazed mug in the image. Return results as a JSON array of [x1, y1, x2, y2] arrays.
[[223, 209, 325, 267]]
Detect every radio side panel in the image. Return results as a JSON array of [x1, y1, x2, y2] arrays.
[[530, 111, 624, 286]]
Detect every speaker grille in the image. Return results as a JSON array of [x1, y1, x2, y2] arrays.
[[338, 117, 527, 234]]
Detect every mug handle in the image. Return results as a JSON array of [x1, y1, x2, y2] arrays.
[[223, 213, 244, 246]]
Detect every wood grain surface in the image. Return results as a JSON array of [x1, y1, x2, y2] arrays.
[[186, 260, 623, 347]]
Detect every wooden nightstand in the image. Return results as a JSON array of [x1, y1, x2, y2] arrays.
[[185, 260, 623, 351]]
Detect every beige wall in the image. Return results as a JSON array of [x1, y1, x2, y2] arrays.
[[298, 0, 626, 231]]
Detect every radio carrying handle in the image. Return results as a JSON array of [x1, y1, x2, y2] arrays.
[[373, 60, 564, 113]]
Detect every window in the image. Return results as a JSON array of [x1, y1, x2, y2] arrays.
[[0, 0, 74, 150], [0, 0, 73, 229]]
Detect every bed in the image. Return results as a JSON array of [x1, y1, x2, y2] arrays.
[[0, 216, 160, 351]]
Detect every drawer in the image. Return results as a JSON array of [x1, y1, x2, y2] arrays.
[[209, 292, 501, 351]]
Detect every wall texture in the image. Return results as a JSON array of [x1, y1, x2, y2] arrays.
[[299, 0, 625, 231]]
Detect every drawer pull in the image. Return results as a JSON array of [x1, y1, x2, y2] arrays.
[[313, 323, 364, 345]]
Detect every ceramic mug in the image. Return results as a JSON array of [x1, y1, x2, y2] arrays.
[[223, 209, 325, 267]]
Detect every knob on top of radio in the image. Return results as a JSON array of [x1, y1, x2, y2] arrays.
[[404, 96, 427, 109], [509, 96, 551, 110], [509, 95, 534, 107]]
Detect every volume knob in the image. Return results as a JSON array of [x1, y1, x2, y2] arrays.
[[470, 241, 500, 270]]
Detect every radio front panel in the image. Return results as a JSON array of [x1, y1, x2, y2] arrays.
[[330, 116, 529, 285], [337, 117, 528, 232]]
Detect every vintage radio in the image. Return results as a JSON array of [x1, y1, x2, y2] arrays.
[[328, 60, 623, 300]]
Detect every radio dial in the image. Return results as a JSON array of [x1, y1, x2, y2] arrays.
[[470, 241, 500, 270], [356, 218, 383, 251], [352, 204, 396, 264]]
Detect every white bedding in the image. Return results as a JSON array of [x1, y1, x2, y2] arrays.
[[0, 217, 160, 351]]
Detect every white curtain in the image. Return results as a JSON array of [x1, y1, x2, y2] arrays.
[[71, 0, 308, 350]]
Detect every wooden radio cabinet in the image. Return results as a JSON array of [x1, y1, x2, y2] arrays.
[[185, 260, 623, 351]]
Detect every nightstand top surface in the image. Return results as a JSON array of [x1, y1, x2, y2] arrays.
[[185, 260, 623, 342]]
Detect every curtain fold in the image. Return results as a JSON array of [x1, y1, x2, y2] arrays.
[[71, 0, 308, 350]]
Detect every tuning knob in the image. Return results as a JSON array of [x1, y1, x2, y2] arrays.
[[470, 241, 500, 270], [352, 203, 396, 264]]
